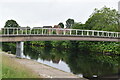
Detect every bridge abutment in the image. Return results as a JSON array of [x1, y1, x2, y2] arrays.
[[16, 42, 24, 58]]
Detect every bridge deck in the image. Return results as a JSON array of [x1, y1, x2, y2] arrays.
[[0, 28, 120, 42], [0, 34, 119, 42]]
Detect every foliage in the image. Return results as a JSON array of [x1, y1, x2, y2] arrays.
[[58, 22, 64, 28], [72, 22, 85, 29], [85, 6, 119, 31], [66, 18, 74, 28], [4, 19, 20, 28], [4, 20, 20, 34], [2, 42, 16, 54], [2, 54, 39, 78], [2, 6, 120, 78]]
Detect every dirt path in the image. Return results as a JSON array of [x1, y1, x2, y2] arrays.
[[2, 52, 88, 80]]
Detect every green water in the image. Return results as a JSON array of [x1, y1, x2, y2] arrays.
[[0, 43, 2, 80], [2, 42, 120, 79], [24, 46, 119, 79]]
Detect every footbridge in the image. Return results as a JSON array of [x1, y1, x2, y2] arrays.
[[0, 27, 120, 58]]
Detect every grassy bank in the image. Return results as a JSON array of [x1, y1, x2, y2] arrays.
[[0, 53, 2, 79], [2, 53, 40, 78]]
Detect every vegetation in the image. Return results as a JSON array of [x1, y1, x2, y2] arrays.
[[2, 53, 39, 78], [2, 6, 120, 78], [4, 19, 20, 28], [2, 42, 120, 78], [2, 6, 120, 55], [0, 53, 2, 79], [23, 6, 120, 55], [4, 19, 20, 34], [58, 22, 64, 28], [85, 7, 120, 31], [66, 18, 75, 28]]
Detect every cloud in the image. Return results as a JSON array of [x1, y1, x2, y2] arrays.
[[0, 0, 119, 28], [1, 0, 119, 3]]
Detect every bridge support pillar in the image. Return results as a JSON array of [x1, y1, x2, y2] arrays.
[[16, 42, 24, 58]]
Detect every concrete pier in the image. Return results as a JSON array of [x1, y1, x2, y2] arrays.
[[16, 42, 24, 58]]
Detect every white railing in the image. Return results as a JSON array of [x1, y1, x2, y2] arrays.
[[1, 27, 120, 38]]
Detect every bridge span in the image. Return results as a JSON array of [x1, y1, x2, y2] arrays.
[[0, 27, 120, 58], [1, 34, 119, 42], [0, 27, 120, 42]]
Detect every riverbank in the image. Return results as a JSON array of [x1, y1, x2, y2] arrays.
[[1, 51, 88, 80], [1, 52, 40, 78]]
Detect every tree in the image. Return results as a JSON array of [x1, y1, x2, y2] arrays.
[[85, 6, 120, 31], [4, 19, 20, 28], [66, 18, 74, 28], [72, 22, 85, 29], [58, 22, 64, 28], [4, 19, 20, 34]]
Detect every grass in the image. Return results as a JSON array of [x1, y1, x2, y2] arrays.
[[1, 53, 40, 78], [0, 53, 2, 79]]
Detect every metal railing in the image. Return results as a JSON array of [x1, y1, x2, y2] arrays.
[[1, 27, 120, 38]]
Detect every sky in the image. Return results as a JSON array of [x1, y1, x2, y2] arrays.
[[0, 0, 120, 28]]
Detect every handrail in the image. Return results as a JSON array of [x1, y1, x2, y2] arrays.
[[1, 27, 120, 38], [1, 27, 120, 33]]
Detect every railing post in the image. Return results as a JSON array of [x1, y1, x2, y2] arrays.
[[45, 29, 46, 35], [7, 28, 9, 35], [87, 31, 89, 36], [97, 31, 99, 36], [4, 28, 5, 35], [82, 30, 83, 36], [64, 29, 65, 35], [70, 29, 71, 35], [107, 32, 109, 37], [49, 29, 51, 35], [117, 32, 118, 37], [34, 29, 35, 35], [26, 28, 27, 35], [22, 29, 23, 35], [56, 29, 58, 35], [19, 29, 21, 35], [52, 28, 53, 34], [112, 33, 114, 37], [29, 29, 31, 35], [47, 29, 50, 35], [92, 31, 94, 36], [76, 30, 77, 35], [102, 32, 104, 37], [42, 29, 43, 35], [37, 29, 38, 35], [16, 28, 18, 35]]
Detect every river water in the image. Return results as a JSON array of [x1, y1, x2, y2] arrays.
[[23, 45, 119, 79], [2, 42, 120, 79]]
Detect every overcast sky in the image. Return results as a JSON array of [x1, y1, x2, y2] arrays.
[[0, 0, 120, 28]]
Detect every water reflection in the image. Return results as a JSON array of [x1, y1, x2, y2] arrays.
[[24, 45, 119, 79], [2, 42, 120, 79]]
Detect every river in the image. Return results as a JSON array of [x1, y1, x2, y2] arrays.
[[2, 42, 120, 79], [23, 45, 119, 79]]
